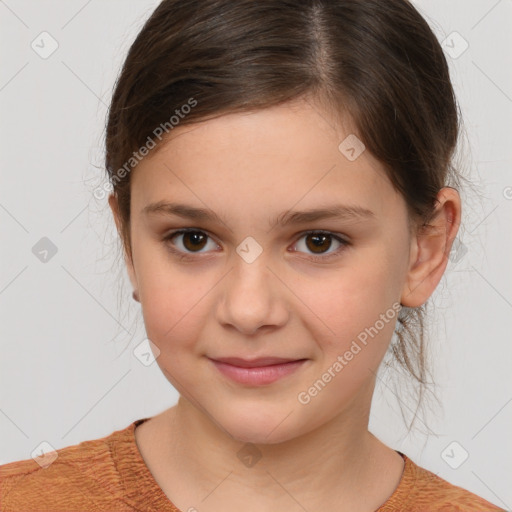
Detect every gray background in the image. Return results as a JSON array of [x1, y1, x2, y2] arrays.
[[0, 0, 511, 508]]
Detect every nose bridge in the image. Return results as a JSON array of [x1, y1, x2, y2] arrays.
[[229, 245, 275, 304], [217, 243, 287, 333]]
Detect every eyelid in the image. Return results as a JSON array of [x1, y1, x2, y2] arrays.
[[163, 228, 221, 259], [290, 229, 350, 261], [162, 227, 350, 261]]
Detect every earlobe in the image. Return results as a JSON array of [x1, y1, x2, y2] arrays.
[[400, 187, 461, 308]]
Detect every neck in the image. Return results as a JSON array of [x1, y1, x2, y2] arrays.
[[158, 386, 392, 509]]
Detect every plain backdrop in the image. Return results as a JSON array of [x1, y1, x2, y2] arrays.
[[0, 0, 511, 508]]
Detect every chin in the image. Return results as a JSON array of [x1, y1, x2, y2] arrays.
[[211, 403, 304, 446], [228, 423, 293, 446]]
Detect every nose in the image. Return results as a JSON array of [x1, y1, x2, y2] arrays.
[[215, 256, 289, 336]]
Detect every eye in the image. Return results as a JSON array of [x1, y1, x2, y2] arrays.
[[290, 230, 350, 261], [163, 229, 350, 262], [163, 229, 219, 259]]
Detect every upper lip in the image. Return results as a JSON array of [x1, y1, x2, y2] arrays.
[[209, 356, 306, 368]]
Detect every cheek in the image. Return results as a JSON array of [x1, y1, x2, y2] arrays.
[[135, 255, 225, 375], [140, 291, 208, 385], [292, 264, 401, 414], [135, 225, 405, 365], [133, 245, 199, 350], [297, 250, 402, 363], [140, 280, 203, 350]]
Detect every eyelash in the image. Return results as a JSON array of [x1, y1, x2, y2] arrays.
[[162, 228, 350, 262]]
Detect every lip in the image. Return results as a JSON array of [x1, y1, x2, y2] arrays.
[[211, 356, 303, 368], [208, 357, 308, 386]]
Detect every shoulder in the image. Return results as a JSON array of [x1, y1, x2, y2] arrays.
[[379, 452, 506, 512], [0, 422, 136, 512], [410, 463, 505, 512]]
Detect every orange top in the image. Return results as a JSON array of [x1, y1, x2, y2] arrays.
[[1, 417, 505, 512]]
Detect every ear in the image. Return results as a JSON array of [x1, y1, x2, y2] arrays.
[[108, 193, 138, 294], [401, 187, 461, 308]]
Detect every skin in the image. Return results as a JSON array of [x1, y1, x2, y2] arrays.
[[109, 96, 461, 512]]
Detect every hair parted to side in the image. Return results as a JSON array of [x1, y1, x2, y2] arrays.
[[104, 0, 464, 433]]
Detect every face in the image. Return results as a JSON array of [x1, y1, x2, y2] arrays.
[[116, 98, 416, 444]]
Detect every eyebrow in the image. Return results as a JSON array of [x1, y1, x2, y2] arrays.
[[142, 201, 375, 228]]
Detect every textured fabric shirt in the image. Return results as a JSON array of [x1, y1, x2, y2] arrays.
[[1, 417, 505, 511]]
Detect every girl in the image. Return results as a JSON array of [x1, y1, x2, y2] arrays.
[[1, 1, 506, 510]]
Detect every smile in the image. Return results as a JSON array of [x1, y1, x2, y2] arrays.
[[208, 357, 308, 386]]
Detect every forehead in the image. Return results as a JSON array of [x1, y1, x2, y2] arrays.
[[130, 100, 400, 220]]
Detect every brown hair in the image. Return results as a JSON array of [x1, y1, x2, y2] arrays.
[[105, 0, 464, 432]]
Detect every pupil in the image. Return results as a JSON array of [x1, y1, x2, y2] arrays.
[[307, 234, 331, 254], [185, 232, 206, 251]]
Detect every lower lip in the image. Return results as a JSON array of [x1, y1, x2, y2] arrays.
[[210, 359, 307, 386]]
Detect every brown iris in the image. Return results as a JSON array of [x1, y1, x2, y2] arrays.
[[305, 233, 332, 254], [182, 231, 208, 252]]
